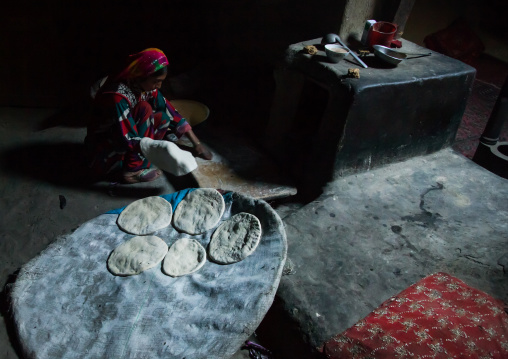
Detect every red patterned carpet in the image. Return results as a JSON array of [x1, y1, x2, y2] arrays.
[[320, 273, 508, 359], [452, 55, 508, 159]]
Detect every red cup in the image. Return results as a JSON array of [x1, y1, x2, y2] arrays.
[[368, 21, 397, 48]]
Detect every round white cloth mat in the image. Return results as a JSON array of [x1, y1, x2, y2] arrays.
[[10, 190, 287, 359]]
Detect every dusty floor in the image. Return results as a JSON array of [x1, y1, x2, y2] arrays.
[[1, 106, 507, 359], [0, 108, 276, 358], [267, 148, 508, 358]]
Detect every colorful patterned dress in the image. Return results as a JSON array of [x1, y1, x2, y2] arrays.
[[85, 81, 191, 176]]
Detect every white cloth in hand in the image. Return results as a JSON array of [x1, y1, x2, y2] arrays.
[[140, 138, 198, 176]]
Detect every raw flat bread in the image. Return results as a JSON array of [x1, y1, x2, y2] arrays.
[[117, 196, 172, 235], [162, 238, 206, 277], [173, 188, 225, 234], [208, 212, 262, 264], [140, 138, 197, 176], [108, 235, 168, 276]]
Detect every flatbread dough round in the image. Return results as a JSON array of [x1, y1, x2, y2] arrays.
[[162, 238, 207, 277], [173, 189, 225, 235], [107, 235, 168, 276], [208, 212, 262, 264], [117, 196, 173, 235]]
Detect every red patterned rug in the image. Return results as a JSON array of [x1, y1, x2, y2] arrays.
[[422, 21, 508, 159], [320, 272, 508, 358], [452, 55, 508, 159]]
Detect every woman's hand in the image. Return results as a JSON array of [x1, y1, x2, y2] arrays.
[[194, 143, 213, 160], [185, 130, 213, 160]]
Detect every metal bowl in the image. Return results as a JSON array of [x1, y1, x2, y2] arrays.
[[324, 44, 350, 63], [373, 45, 407, 66]]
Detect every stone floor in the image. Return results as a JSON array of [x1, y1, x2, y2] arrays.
[[0, 108, 278, 359], [0, 107, 507, 359], [262, 149, 508, 358]]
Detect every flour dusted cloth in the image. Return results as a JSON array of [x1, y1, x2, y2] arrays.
[[10, 190, 287, 359], [140, 137, 197, 176]]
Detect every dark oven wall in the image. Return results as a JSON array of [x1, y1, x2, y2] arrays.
[[0, 0, 347, 109]]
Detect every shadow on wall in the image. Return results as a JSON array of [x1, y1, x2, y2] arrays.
[[0, 142, 169, 198], [404, 0, 508, 62], [0, 142, 94, 186], [0, 0, 347, 109]]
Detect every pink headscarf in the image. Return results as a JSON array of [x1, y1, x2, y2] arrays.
[[116, 48, 169, 81]]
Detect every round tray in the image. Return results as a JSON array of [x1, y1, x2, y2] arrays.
[[171, 99, 210, 127], [11, 189, 287, 359]]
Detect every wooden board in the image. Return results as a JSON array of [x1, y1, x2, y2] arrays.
[[179, 130, 297, 201]]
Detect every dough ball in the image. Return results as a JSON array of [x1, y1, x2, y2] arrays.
[[173, 189, 225, 235], [108, 235, 168, 276], [117, 196, 173, 235], [208, 212, 262, 264], [303, 45, 318, 55], [162, 238, 207, 277], [348, 68, 360, 79]]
